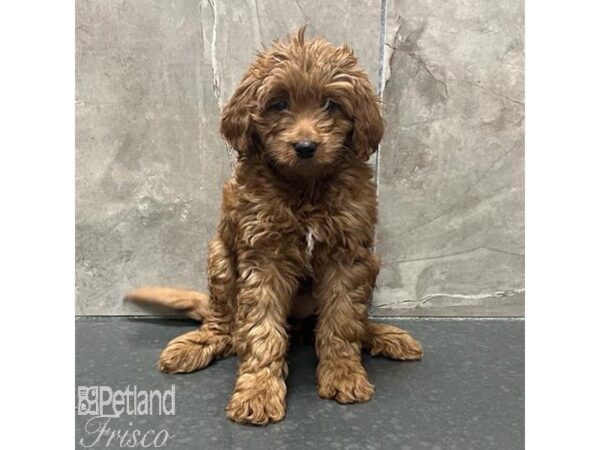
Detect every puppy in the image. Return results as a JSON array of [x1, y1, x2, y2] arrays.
[[126, 27, 422, 426]]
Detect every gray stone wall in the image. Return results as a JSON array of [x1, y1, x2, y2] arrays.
[[76, 0, 524, 316]]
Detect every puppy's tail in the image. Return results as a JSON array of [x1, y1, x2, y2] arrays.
[[124, 286, 211, 322]]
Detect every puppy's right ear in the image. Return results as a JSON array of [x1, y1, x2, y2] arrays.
[[220, 72, 260, 158]]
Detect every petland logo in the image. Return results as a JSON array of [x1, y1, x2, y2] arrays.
[[77, 385, 176, 448]]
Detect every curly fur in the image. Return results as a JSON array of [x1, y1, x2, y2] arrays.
[[126, 27, 422, 426]]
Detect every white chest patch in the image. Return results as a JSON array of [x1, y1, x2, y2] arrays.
[[306, 228, 315, 258], [305, 228, 319, 275]]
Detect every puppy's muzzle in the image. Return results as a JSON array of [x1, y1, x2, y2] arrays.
[[294, 140, 317, 159]]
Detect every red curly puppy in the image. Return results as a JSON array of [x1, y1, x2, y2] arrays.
[[126, 28, 422, 426]]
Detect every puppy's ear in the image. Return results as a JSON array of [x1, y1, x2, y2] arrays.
[[350, 73, 384, 161], [220, 72, 259, 158]]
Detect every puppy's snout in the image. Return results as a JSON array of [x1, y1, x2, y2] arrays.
[[294, 140, 317, 159]]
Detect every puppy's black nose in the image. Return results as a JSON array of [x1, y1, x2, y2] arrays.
[[294, 140, 317, 159]]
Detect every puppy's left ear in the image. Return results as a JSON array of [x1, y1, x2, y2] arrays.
[[350, 74, 384, 161]]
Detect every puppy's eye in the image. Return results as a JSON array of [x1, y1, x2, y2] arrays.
[[322, 98, 338, 112], [270, 99, 289, 112]]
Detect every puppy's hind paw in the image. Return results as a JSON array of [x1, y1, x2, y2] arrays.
[[157, 329, 231, 374], [365, 322, 423, 361]]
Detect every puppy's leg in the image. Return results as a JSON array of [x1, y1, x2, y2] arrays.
[[158, 236, 235, 373], [313, 248, 377, 404], [226, 255, 297, 425], [362, 322, 423, 361]]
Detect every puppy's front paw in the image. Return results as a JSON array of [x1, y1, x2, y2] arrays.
[[318, 360, 374, 404], [226, 373, 286, 425]]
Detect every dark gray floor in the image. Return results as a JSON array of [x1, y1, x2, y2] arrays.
[[76, 318, 524, 450]]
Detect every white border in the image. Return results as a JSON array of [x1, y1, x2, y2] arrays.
[[0, 1, 74, 447], [527, 1, 600, 448]]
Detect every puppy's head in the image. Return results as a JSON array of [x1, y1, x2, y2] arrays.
[[220, 27, 384, 178]]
